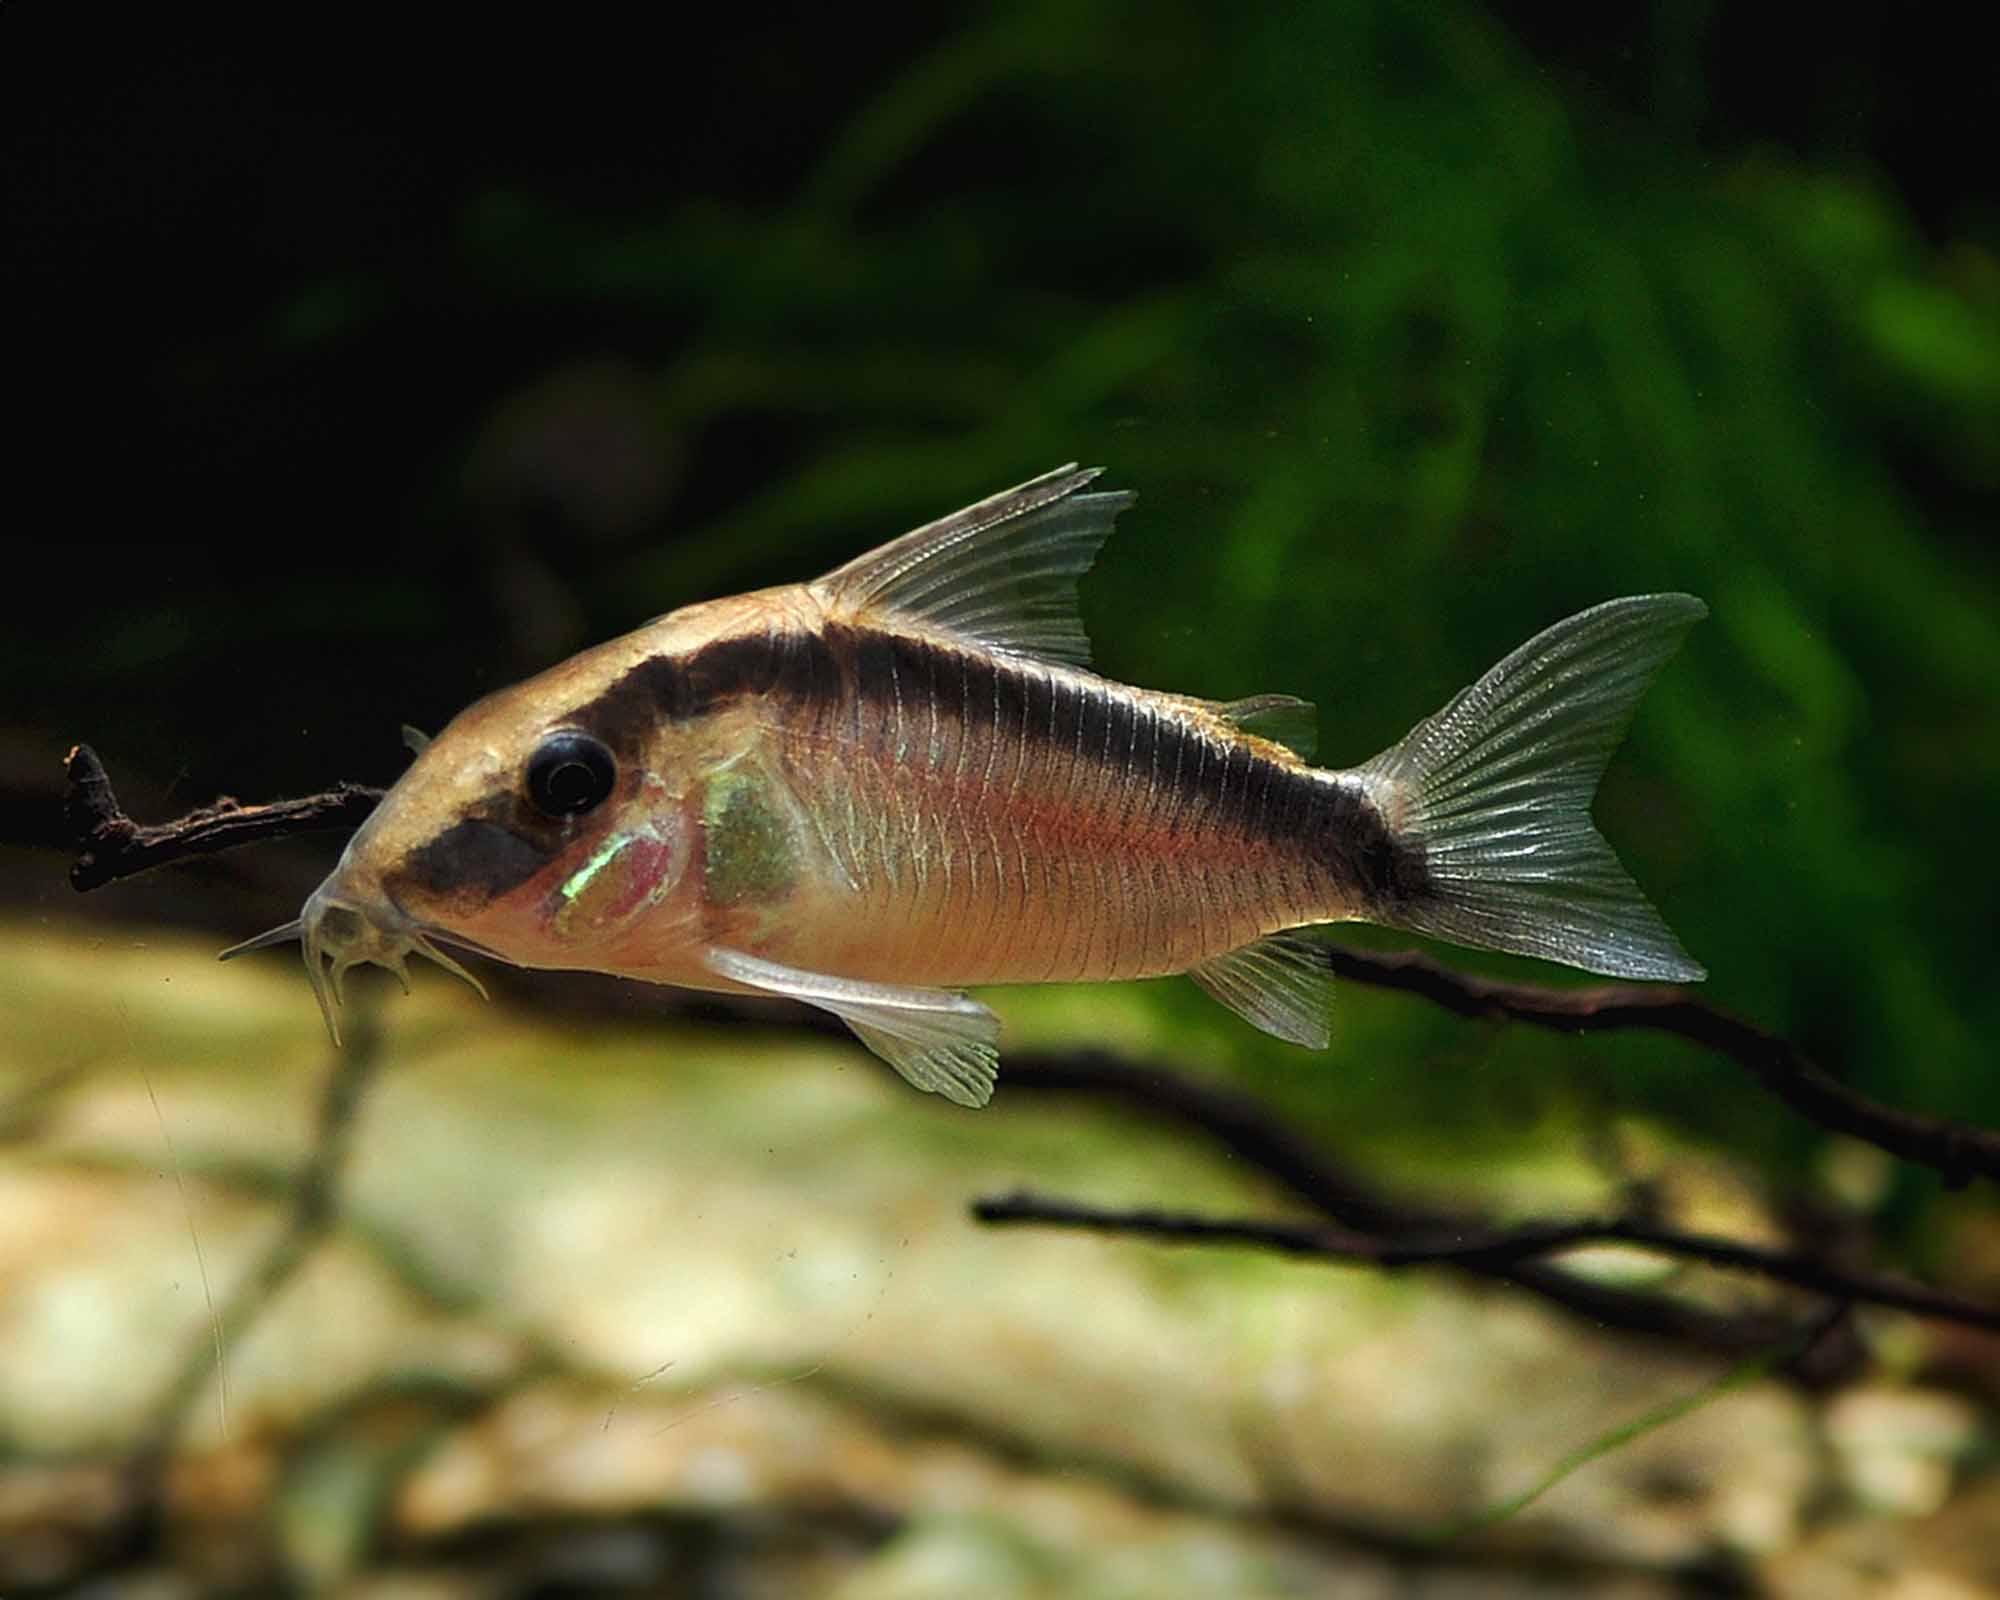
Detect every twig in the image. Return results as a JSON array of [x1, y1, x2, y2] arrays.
[[133, 1009, 386, 1456], [55, 742, 2000, 1355], [971, 1191, 2000, 1334], [1317, 945, 2000, 1191], [66, 1008, 390, 1581], [995, 1051, 1878, 1373], [63, 743, 384, 892], [56, 746, 2000, 1190]]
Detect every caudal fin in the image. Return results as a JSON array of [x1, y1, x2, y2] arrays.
[[1356, 595, 1707, 982]]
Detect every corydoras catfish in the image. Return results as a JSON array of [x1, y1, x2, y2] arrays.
[[225, 466, 1706, 1106]]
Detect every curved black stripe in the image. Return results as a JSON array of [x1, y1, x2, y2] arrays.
[[1291, 772, 1431, 912], [571, 627, 841, 752], [991, 649, 1032, 743], [1019, 661, 1055, 757], [566, 618, 1430, 912], [1072, 675, 1106, 786], [848, 627, 899, 727], [960, 648, 998, 741], [1049, 667, 1084, 757]]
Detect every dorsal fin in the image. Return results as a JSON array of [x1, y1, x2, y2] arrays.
[[1211, 694, 1318, 761], [809, 464, 1136, 668]]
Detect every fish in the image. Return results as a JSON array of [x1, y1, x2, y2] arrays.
[[223, 465, 1706, 1106]]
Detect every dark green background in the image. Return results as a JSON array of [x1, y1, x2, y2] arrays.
[[10, 6, 1998, 1221]]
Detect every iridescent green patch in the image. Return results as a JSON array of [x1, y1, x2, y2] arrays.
[[702, 768, 798, 907], [552, 822, 681, 940]]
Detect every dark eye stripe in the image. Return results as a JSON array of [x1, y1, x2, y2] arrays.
[[396, 817, 554, 901]]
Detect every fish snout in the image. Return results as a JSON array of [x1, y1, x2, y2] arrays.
[[218, 873, 493, 1046], [297, 881, 422, 1043]]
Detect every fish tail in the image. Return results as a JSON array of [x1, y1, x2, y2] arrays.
[[1354, 595, 1707, 982]]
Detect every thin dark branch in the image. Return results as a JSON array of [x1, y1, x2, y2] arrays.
[[136, 1010, 386, 1456], [80, 1007, 394, 1587], [56, 747, 2000, 1190], [972, 1191, 2000, 1335], [63, 743, 385, 892], [996, 1051, 1865, 1373], [1317, 945, 2000, 1190]]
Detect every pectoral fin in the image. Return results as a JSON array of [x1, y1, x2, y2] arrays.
[[1189, 932, 1336, 1048], [703, 947, 1001, 1108]]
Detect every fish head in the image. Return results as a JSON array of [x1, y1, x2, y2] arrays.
[[227, 593, 794, 1041]]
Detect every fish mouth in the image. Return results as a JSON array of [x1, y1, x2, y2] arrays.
[[220, 880, 492, 1045]]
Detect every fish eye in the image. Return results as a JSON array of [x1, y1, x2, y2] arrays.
[[526, 731, 617, 818]]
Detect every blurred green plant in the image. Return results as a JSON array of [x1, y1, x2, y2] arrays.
[[117, 0, 2000, 1213]]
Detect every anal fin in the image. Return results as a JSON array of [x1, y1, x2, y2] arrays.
[[1189, 932, 1335, 1048], [703, 947, 1000, 1107]]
